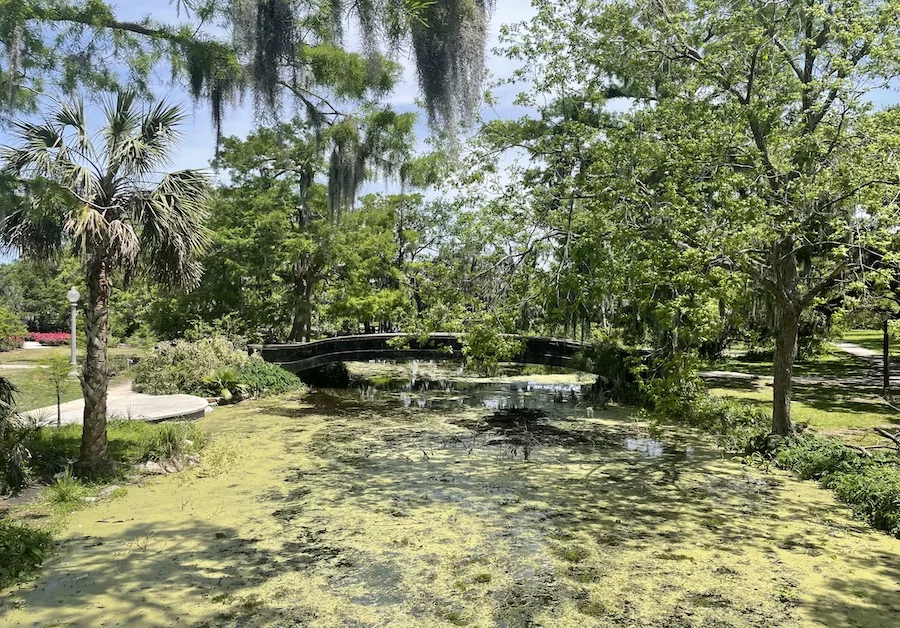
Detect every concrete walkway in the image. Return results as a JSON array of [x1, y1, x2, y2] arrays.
[[833, 341, 882, 362], [24, 382, 210, 427]]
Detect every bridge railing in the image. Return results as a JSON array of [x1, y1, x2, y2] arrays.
[[249, 333, 587, 373]]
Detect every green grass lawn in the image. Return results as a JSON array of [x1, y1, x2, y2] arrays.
[[0, 367, 83, 411], [0, 345, 141, 366], [706, 340, 899, 442], [0, 346, 143, 411]]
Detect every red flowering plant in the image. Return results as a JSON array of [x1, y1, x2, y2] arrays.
[[28, 332, 71, 346]]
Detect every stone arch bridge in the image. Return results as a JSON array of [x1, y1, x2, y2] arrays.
[[250, 333, 587, 374]]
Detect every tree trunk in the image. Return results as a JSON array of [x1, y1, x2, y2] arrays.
[[76, 259, 111, 474], [288, 265, 313, 342], [771, 303, 799, 435], [884, 319, 891, 400]]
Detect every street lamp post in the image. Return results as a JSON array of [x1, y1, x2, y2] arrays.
[[67, 287, 80, 366]]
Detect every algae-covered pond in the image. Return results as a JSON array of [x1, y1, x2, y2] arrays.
[[2, 362, 900, 627]]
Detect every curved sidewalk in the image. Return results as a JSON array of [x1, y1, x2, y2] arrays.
[[23, 382, 210, 426]]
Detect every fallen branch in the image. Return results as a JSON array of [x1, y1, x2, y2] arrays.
[[874, 426, 900, 448]]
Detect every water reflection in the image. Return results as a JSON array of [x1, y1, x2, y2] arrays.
[[308, 369, 694, 463]]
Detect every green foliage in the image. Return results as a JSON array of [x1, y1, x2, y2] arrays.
[[773, 435, 900, 537], [141, 423, 207, 462], [1, 376, 35, 495], [479, 0, 900, 434], [774, 436, 866, 481], [576, 341, 644, 404], [829, 465, 900, 536], [652, 389, 770, 452], [24, 420, 208, 479], [133, 336, 299, 401], [236, 358, 302, 398], [202, 367, 244, 402], [461, 323, 524, 376], [0, 520, 53, 589], [46, 472, 91, 506], [0, 305, 27, 351], [0, 259, 81, 332], [132, 337, 249, 396]]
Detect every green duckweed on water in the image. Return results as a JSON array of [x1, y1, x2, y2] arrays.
[[1, 363, 899, 627]]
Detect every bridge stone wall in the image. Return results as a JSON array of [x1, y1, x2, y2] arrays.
[[249, 333, 586, 374]]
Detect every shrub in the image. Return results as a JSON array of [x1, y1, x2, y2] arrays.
[[773, 436, 865, 481], [27, 331, 71, 346], [1, 378, 35, 495], [772, 435, 900, 537], [132, 336, 249, 395], [829, 465, 900, 536], [0, 306, 27, 352], [236, 357, 302, 397], [0, 520, 53, 589], [647, 378, 769, 452]]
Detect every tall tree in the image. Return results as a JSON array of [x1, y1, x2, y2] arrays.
[[492, 0, 900, 434], [0, 92, 210, 472]]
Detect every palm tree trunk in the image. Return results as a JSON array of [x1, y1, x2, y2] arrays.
[[76, 259, 111, 474]]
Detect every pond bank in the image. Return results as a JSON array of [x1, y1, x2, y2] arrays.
[[1, 364, 899, 626]]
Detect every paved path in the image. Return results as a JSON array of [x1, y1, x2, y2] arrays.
[[833, 342, 882, 362], [700, 342, 897, 390], [24, 382, 210, 427]]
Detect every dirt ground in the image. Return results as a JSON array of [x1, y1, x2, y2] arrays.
[[2, 367, 899, 627]]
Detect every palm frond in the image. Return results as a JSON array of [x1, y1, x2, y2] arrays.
[[115, 100, 187, 176], [54, 98, 92, 155], [135, 169, 212, 288], [102, 91, 140, 162]]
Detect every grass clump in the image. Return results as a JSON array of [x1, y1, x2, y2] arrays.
[[142, 422, 207, 461], [46, 472, 91, 506], [0, 520, 53, 589]]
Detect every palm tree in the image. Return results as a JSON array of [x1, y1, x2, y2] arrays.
[[0, 92, 211, 473]]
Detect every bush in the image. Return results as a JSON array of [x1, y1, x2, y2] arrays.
[[0, 520, 53, 589], [132, 336, 249, 395], [1, 378, 35, 495], [0, 306, 27, 352], [27, 331, 71, 346], [646, 373, 769, 452], [773, 436, 865, 481], [773, 435, 900, 537], [829, 465, 900, 536], [236, 357, 302, 397]]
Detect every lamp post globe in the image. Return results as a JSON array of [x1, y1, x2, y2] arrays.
[[67, 287, 80, 366]]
